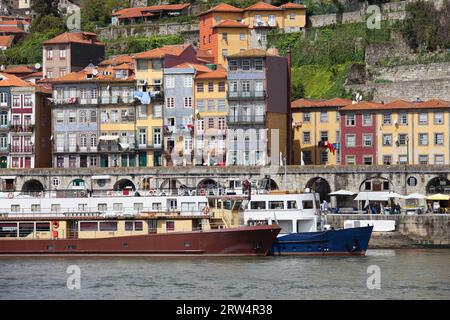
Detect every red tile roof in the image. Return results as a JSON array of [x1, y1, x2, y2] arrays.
[[245, 2, 280, 11], [0, 20, 25, 25], [134, 44, 190, 59], [414, 99, 450, 108], [340, 101, 383, 111], [0, 26, 25, 33], [113, 3, 191, 19], [99, 54, 135, 66], [227, 48, 277, 58], [0, 35, 13, 47], [291, 98, 320, 108], [279, 2, 306, 9], [195, 68, 227, 80], [170, 62, 212, 73], [213, 19, 249, 28], [23, 71, 43, 79], [199, 3, 244, 16], [43, 32, 104, 45], [319, 98, 352, 107], [0, 72, 32, 87], [4, 65, 35, 74]]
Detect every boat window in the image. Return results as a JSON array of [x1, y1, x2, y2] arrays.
[[99, 221, 118, 231], [10, 205, 20, 212], [166, 221, 175, 231], [0, 222, 17, 237], [19, 223, 34, 238], [134, 203, 144, 212], [134, 221, 143, 231], [198, 202, 207, 211], [302, 200, 314, 209], [98, 203, 107, 212], [51, 204, 61, 212], [148, 219, 157, 233], [287, 201, 297, 209], [31, 204, 41, 212], [168, 199, 177, 211], [269, 201, 284, 209], [113, 203, 123, 211], [223, 200, 232, 210], [78, 203, 87, 211], [80, 221, 98, 231], [152, 203, 162, 211], [181, 202, 196, 212], [250, 201, 266, 209], [125, 221, 133, 231], [36, 222, 50, 232]]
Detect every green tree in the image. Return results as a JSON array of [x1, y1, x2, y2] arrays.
[[123, 34, 184, 54], [291, 81, 305, 100], [80, 0, 129, 31], [31, 0, 60, 17]]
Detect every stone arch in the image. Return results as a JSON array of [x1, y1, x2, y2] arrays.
[[259, 177, 279, 191], [21, 179, 44, 193], [306, 177, 331, 202], [113, 179, 136, 191], [197, 178, 219, 190], [426, 176, 450, 194], [359, 176, 393, 192], [160, 178, 183, 195]]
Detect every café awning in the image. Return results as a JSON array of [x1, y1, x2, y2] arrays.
[[329, 190, 356, 196], [404, 193, 427, 200], [99, 135, 119, 141], [427, 194, 450, 201], [354, 192, 390, 201]]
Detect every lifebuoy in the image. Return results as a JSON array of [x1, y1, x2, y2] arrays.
[[52, 221, 59, 229], [7, 192, 13, 199], [148, 189, 155, 196], [199, 188, 206, 196], [202, 206, 210, 215], [79, 190, 86, 197]]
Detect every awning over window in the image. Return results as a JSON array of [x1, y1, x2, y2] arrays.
[[99, 136, 119, 141], [354, 192, 390, 201], [91, 175, 111, 180]]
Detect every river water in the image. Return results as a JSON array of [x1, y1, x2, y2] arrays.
[[0, 249, 449, 300]]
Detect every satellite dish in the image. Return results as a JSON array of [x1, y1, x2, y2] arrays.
[[34, 63, 41, 70], [92, 69, 98, 76]]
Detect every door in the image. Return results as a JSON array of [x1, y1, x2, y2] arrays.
[[101, 154, 108, 167], [0, 156, 6, 168]]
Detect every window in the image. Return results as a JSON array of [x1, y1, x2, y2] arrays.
[[241, 60, 250, 71], [166, 97, 175, 108], [383, 155, 392, 165], [320, 151, 328, 164], [136, 59, 147, 71], [80, 222, 98, 231], [0, 112, 7, 126], [363, 156, 372, 165], [434, 133, 444, 145], [46, 48, 53, 59], [184, 97, 192, 108], [184, 137, 193, 151], [346, 134, 356, 147], [80, 134, 87, 148], [346, 114, 355, 126], [152, 59, 162, 70], [320, 112, 328, 123], [287, 201, 297, 209], [302, 201, 313, 209], [196, 99, 204, 112], [363, 114, 372, 126], [302, 151, 312, 164], [12, 95, 20, 107], [269, 201, 284, 209], [254, 15, 261, 23], [113, 203, 123, 212], [139, 129, 147, 145], [434, 112, 444, 125], [398, 134, 408, 146], [69, 111, 76, 123], [240, 33, 246, 41], [153, 105, 162, 118], [302, 131, 311, 144], [207, 99, 215, 111], [208, 82, 214, 92], [434, 154, 445, 165], [289, 13, 296, 20], [303, 112, 311, 122], [218, 118, 225, 130], [418, 155, 428, 165], [99, 221, 117, 231], [418, 112, 428, 125], [383, 113, 392, 125], [165, 76, 175, 88], [398, 155, 408, 164], [254, 59, 263, 71], [59, 46, 66, 59], [346, 155, 356, 165], [207, 118, 214, 129], [0, 92, 7, 105], [222, 49, 228, 57], [250, 201, 266, 210], [31, 204, 41, 212], [229, 60, 238, 71], [222, 32, 228, 42], [398, 113, 408, 125], [418, 133, 428, 145], [218, 100, 226, 111], [79, 111, 87, 123], [382, 134, 392, 146], [196, 82, 204, 93], [90, 134, 97, 148], [320, 131, 328, 142], [183, 76, 193, 88], [59, 68, 66, 77], [241, 81, 250, 92], [90, 111, 97, 123], [218, 82, 225, 92], [166, 221, 175, 231], [363, 134, 372, 147]]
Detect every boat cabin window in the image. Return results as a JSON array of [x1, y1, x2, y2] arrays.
[[113, 203, 123, 211], [125, 221, 143, 231], [223, 200, 233, 210], [166, 221, 175, 231], [0, 222, 17, 237], [10, 205, 20, 212], [99, 221, 118, 231], [36, 223, 50, 232], [31, 204, 41, 212], [269, 201, 284, 209], [250, 201, 266, 210], [51, 204, 61, 212], [168, 199, 177, 211], [134, 203, 144, 211], [198, 202, 207, 211], [287, 201, 297, 209], [19, 223, 34, 237], [152, 203, 162, 211], [98, 203, 107, 212], [302, 200, 314, 209], [181, 202, 196, 212], [78, 203, 87, 211], [80, 221, 98, 231]]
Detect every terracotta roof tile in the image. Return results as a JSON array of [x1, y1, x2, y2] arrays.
[[134, 44, 190, 59], [291, 98, 320, 108], [0, 72, 32, 87], [99, 54, 135, 66], [199, 3, 244, 16], [44, 66, 135, 83], [195, 67, 227, 80], [213, 19, 249, 28], [414, 99, 450, 108], [318, 98, 352, 107], [279, 2, 306, 9], [245, 2, 280, 11], [43, 32, 104, 45], [227, 48, 277, 58], [0, 35, 14, 47], [4, 65, 35, 74], [0, 26, 25, 33], [340, 101, 383, 111]]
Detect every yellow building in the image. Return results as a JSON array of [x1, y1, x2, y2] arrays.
[[376, 99, 450, 165], [193, 67, 228, 166], [133, 44, 197, 166], [291, 98, 351, 165]]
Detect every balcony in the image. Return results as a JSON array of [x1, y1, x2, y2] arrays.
[[253, 20, 277, 28], [10, 124, 34, 133], [226, 115, 265, 125], [11, 145, 33, 153], [100, 96, 135, 105], [227, 90, 266, 100]]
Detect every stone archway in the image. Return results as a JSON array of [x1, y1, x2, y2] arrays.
[[359, 176, 393, 192], [306, 177, 331, 202], [113, 179, 136, 191], [426, 176, 450, 194], [160, 178, 183, 195], [21, 179, 44, 193]]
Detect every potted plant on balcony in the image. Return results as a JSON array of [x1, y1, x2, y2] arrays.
[[28, 124, 35, 131]]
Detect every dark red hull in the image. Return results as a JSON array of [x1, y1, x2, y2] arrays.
[[0, 225, 281, 256]]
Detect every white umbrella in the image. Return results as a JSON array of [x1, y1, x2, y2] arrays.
[[404, 193, 427, 200], [387, 192, 405, 199], [328, 190, 356, 196]]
